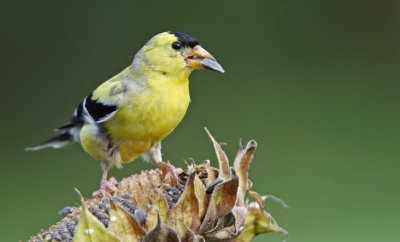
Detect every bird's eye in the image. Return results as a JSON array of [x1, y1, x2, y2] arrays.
[[171, 41, 182, 50]]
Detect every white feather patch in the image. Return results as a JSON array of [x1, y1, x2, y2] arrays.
[[95, 110, 118, 123], [68, 127, 81, 141]]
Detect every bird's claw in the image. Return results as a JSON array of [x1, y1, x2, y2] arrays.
[[160, 162, 182, 186], [92, 176, 118, 198]]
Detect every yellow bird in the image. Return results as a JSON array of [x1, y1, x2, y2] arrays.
[[27, 31, 224, 197]]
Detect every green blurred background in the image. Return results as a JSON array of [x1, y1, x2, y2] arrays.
[[1, 0, 399, 241]]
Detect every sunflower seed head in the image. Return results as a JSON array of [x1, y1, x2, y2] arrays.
[[29, 131, 287, 242]]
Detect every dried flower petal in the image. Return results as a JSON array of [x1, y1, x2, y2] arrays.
[[73, 189, 119, 242], [183, 223, 205, 242], [203, 160, 216, 186], [205, 128, 230, 180], [234, 140, 257, 207], [143, 207, 181, 242], [199, 169, 239, 233], [150, 190, 169, 223], [232, 206, 248, 234], [108, 200, 146, 241], [167, 172, 200, 239], [190, 175, 205, 221], [145, 204, 159, 232], [237, 208, 287, 242], [237, 190, 288, 242]]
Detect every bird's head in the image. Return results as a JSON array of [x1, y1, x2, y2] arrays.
[[132, 32, 224, 77]]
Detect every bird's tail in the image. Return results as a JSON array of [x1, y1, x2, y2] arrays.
[[25, 131, 76, 151]]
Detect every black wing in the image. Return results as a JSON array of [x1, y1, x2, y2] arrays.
[[56, 93, 118, 130]]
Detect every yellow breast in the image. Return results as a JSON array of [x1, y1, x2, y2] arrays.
[[105, 73, 191, 162]]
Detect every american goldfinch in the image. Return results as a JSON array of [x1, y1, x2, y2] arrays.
[[27, 31, 224, 197]]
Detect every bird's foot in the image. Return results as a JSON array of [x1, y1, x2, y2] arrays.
[[92, 176, 118, 198], [159, 161, 182, 186]]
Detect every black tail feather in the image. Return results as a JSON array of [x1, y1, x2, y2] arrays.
[[55, 122, 76, 131], [26, 132, 74, 151]]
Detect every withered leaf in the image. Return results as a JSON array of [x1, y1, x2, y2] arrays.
[[236, 208, 287, 242], [231, 206, 248, 235], [108, 200, 146, 242], [183, 223, 206, 242], [194, 174, 207, 220], [205, 128, 230, 180], [204, 160, 216, 186], [234, 140, 257, 207], [145, 205, 159, 232], [202, 213, 241, 241], [73, 189, 120, 242], [167, 172, 200, 239], [199, 169, 239, 233], [237, 190, 287, 241], [143, 207, 180, 242], [151, 190, 169, 223]]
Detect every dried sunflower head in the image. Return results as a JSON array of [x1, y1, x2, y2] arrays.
[[29, 130, 287, 242]]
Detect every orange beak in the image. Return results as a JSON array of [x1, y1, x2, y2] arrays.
[[185, 46, 224, 73]]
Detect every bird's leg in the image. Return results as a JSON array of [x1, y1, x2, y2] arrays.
[[147, 143, 182, 185], [92, 162, 118, 198]]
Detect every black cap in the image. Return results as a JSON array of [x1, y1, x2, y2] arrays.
[[169, 32, 199, 48]]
